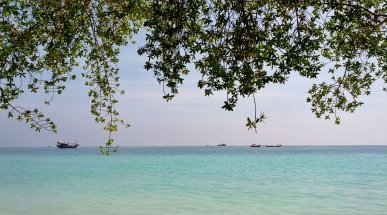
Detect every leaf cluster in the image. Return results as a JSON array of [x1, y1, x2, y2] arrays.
[[139, 0, 387, 127], [1, 0, 142, 152]]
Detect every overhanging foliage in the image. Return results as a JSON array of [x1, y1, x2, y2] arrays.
[[1, 0, 386, 152]]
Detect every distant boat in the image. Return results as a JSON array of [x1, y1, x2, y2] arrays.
[[217, 143, 227, 146], [250, 144, 261, 147], [265, 144, 281, 147], [57, 141, 79, 148]]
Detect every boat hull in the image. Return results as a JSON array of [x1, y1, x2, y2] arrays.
[[250, 144, 261, 147], [57, 144, 79, 148]]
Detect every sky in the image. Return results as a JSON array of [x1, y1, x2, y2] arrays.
[[1, 34, 387, 147]]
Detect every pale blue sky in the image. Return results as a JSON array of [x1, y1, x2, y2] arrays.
[[1, 34, 386, 147]]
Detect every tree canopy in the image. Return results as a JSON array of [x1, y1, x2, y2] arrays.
[[1, 0, 386, 153]]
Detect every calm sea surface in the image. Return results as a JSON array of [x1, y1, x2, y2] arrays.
[[0, 146, 386, 215]]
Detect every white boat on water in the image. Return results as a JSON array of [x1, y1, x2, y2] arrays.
[[265, 144, 281, 147]]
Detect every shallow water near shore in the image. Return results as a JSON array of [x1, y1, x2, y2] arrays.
[[1, 146, 386, 215]]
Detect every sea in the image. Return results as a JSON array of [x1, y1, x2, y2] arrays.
[[0, 146, 386, 215]]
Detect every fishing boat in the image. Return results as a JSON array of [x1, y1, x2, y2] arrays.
[[217, 143, 227, 146], [57, 141, 79, 148], [265, 144, 281, 147], [250, 144, 261, 147]]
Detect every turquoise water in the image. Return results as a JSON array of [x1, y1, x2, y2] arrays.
[[0, 146, 386, 215]]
